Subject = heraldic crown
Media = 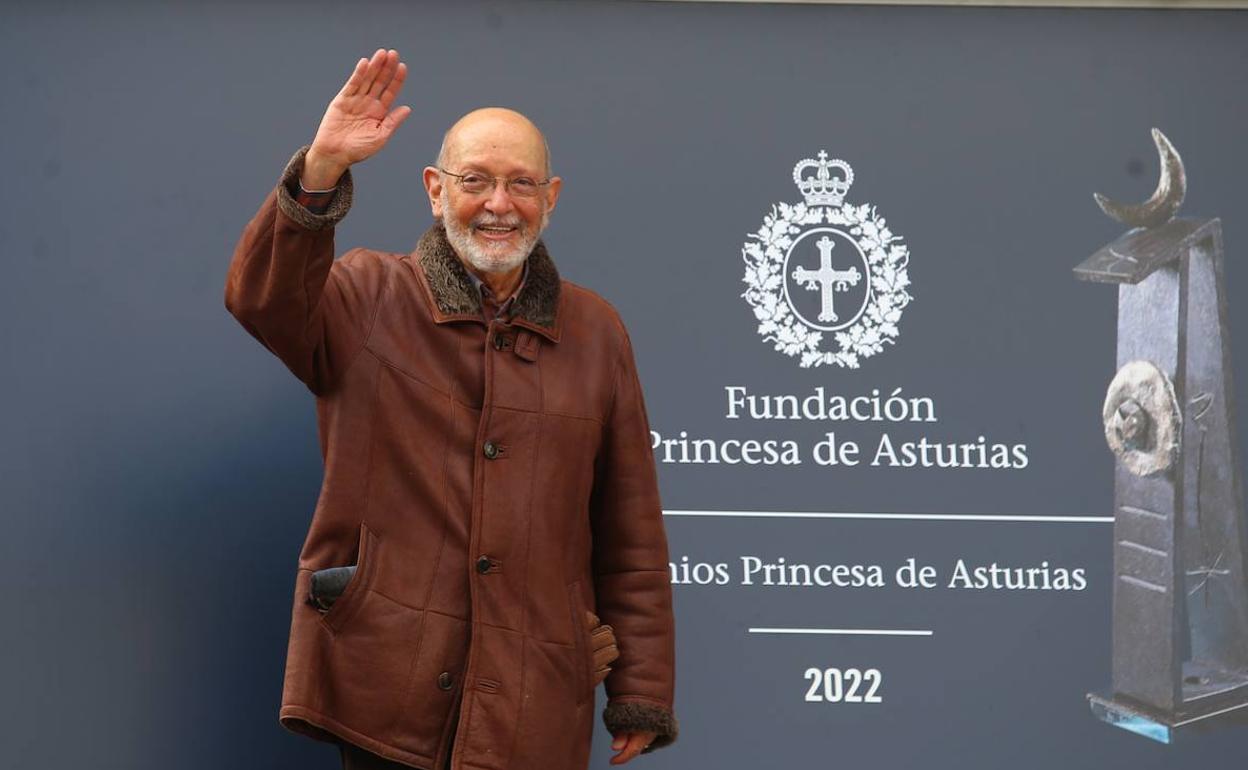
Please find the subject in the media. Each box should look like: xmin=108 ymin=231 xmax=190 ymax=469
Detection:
xmin=793 ymin=151 xmax=854 ymax=207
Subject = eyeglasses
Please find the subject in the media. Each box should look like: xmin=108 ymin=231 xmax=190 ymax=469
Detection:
xmin=439 ymin=168 xmax=551 ymax=199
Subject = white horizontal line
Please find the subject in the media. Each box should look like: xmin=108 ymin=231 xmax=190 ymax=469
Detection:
xmin=664 ymin=509 xmax=1114 ymax=523
xmin=1119 ymin=574 xmax=1168 ymax=593
xmin=749 ymin=627 xmax=933 ymax=636
xmin=1118 ymin=539 xmax=1168 ymax=558
xmin=1175 ymin=699 xmax=1248 ymax=726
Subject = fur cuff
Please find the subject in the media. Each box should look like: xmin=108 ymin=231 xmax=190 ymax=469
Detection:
xmin=602 ymin=700 xmax=678 ymax=753
xmin=276 ymin=145 xmax=354 ymax=231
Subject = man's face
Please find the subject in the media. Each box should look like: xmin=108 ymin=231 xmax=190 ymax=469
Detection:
xmin=438 ymin=181 xmax=548 ymax=275
xmin=423 ymin=111 xmax=562 ymax=275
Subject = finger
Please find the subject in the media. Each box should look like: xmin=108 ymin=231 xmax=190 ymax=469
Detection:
xmin=380 ymin=105 xmax=412 ymax=138
xmin=378 ymin=61 xmax=408 ymax=111
xmin=591 ymin=627 xmax=618 ymax=659
xmin=367 ymin=49 xmax=400 ymax=99
xmin=338 ymin=57 xmax=369 ymax=97
xmin=355 ymin=48 xmax=388 ymax=100
xmin=590 ymin=623 xmax=616 ymax=646
xmin=592 ymin=643 xmax=618 ymax=669
xmin=609 ymin=734 xmax=648 ymax=765
xmin=619 ymin=728 xmax=648 ymax=758
xmin=611 ymin=734 xmax=643 ymax=761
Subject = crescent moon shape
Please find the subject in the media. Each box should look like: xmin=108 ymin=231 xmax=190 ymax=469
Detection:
xmin=1093 ymin=128 xmax=1186 ymax=229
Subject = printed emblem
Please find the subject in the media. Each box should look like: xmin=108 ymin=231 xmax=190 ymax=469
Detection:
xmin=742 ymin=152 xmax=912 ymax=368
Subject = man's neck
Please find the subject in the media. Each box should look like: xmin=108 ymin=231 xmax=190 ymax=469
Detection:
xmin=464 ymin=260 xmax=524 ymax=303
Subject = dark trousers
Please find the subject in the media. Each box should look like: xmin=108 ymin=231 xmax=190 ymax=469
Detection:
xmin=338 ymin=743 xmax=454 ymax=770
xmin=339 ymin=716 xmax=457 ymax=770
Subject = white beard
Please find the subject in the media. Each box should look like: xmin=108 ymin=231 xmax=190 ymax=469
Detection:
xmin=441 ymin=187 xmax=548 ymax=274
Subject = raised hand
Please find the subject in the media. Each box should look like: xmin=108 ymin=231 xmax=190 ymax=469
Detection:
xmin=302 ymin=49 xmax=412 ymax=189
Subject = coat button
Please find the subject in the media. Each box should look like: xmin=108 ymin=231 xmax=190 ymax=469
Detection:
xmin=493 ymin=333 xmax=507 ymax=351
xmin=476 ymin=555 xmax=492 ymax=574
xmin=437 ymin=671 xmax=453 ymax=690
xmin=483 ymin=440 xmax=499 ymax=459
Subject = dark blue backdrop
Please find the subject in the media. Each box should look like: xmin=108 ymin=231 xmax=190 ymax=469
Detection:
xmin=4 ymin=1 xmax=1248 ymax=768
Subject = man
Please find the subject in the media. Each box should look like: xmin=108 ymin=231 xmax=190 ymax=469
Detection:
xmin=225 ymin=49 xmax=677 ymax=770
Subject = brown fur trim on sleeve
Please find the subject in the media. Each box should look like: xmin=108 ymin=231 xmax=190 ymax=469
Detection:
xmin=602 ymin=700 xmax=679 ymax=752
xmin=276 ymin=145 xmax=354 ymax=231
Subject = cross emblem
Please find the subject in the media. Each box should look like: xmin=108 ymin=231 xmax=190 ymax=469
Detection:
xmin=1187 ymin=551 xmax=1231 ymax=608
xmin=792 ymin=236 xmax=862 ymax=323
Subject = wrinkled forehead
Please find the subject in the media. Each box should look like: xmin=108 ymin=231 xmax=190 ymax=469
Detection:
xmin=442 ymin=116 xmax=549 ymax=176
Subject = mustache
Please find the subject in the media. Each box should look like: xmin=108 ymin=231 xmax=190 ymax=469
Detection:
xmin=472 ymin=213 xmax=524 ymax=228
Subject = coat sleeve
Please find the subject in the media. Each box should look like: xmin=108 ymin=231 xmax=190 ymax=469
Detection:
xmin=224 ymin=145 xmax=384 ymax=395
xmin=589 ymin=325 xmax=679 ymax=752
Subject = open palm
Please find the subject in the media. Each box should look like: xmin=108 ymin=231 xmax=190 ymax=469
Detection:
xmin=305 ymin=49 xmax=411 ymax=186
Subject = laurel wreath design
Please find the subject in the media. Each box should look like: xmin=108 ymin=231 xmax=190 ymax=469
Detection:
xmin=741 ymin=201 xmax=911 ymax=369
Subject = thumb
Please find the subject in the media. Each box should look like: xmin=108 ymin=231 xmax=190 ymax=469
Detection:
xmin=381 ymin=105 xmax=412 ymax=137
xmin=611 ymin=734 xmax=626 ymax=750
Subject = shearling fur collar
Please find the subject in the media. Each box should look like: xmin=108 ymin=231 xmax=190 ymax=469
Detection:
xmin=416 ymin=223 xmax=561 ymax=340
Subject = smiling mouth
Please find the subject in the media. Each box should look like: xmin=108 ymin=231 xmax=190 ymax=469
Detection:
xmin=475 ymin=224 xmax=518 ymax=239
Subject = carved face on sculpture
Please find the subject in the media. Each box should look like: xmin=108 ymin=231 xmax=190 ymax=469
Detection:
xmin=423 ymin=108 xmax=562 ymax=275
xmin=1102 ymin=360 xmax=1180 ymax=477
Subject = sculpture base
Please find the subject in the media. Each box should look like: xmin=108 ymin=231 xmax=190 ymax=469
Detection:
xmin=1088 ymin=690 xmax=1248 ymax=744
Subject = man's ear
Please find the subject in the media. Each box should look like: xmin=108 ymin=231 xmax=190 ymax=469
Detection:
xmin=422 ymin=166 xmax=443 ymax=217
xmin=543 ymin=176 xmax=562 ymax=216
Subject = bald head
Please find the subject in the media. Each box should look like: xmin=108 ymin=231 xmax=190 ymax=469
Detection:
xmin=436 ymin=107 xmax=551 ymax=178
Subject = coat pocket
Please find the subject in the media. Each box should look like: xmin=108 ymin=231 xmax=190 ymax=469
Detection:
xmin=565 ymin=581 xmax=592 ymax=706
xmin=319 ymin=522 xmax=378 ymax=635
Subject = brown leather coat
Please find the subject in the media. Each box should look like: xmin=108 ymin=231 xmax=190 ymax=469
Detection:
xmin=225 ymin=148 xmax=677 ymax=770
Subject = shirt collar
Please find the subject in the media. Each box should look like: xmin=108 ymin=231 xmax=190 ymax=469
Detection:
xmin=466 ymin=260 xmax=529 ymax=311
